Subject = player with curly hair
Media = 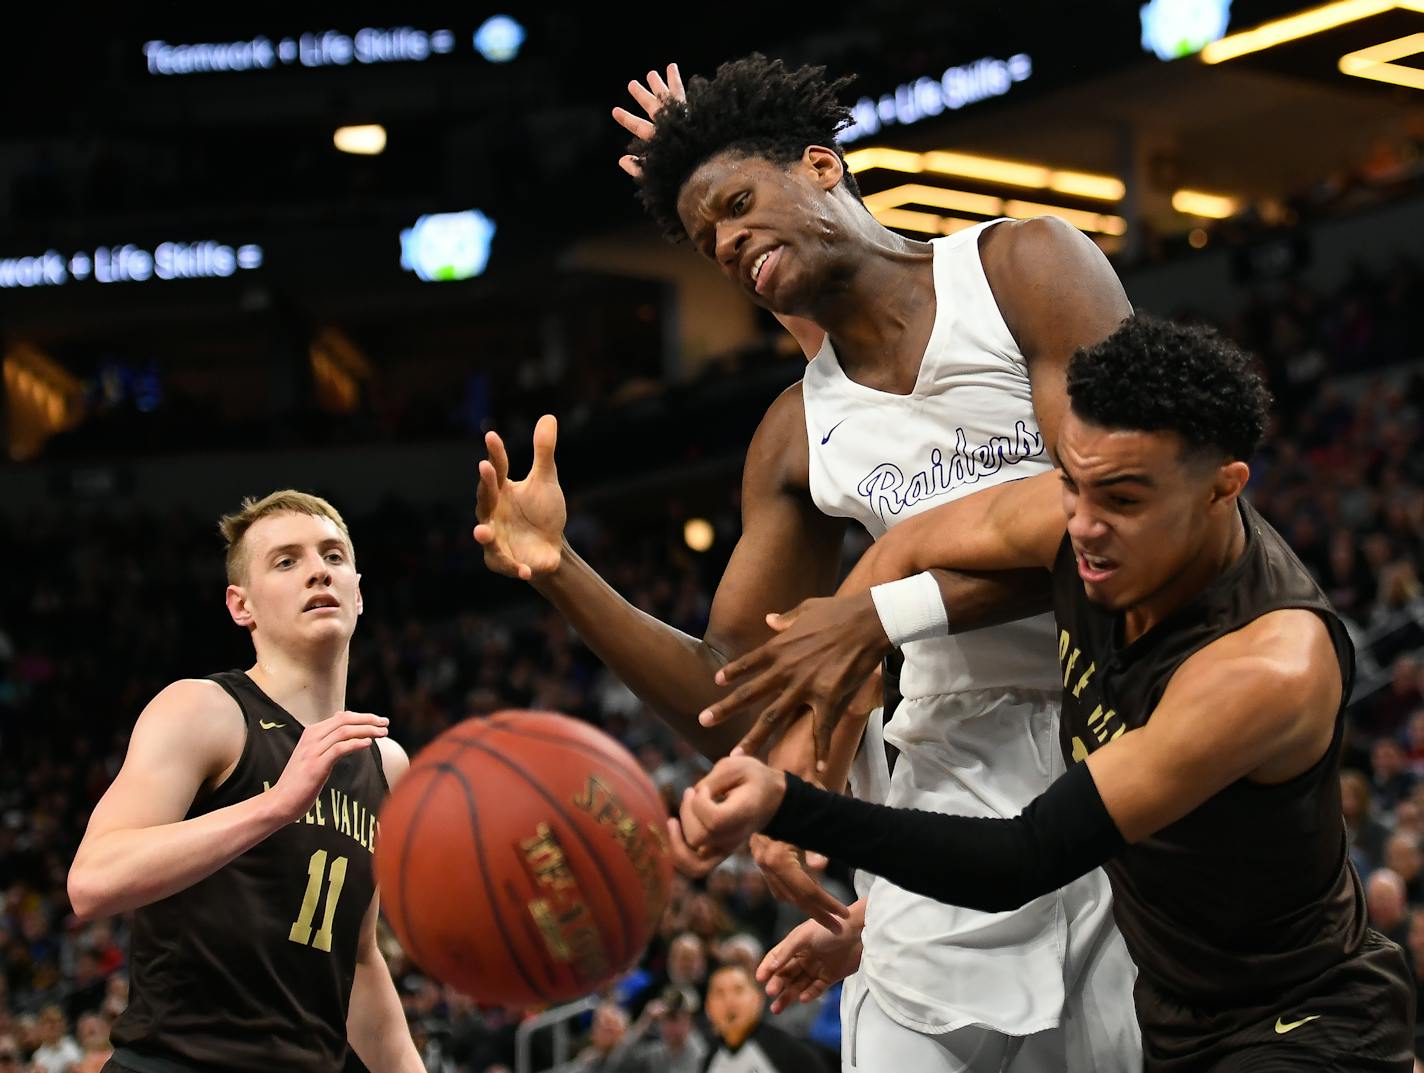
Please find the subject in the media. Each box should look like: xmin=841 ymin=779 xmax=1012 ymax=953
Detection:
xmin=476 ymin=54 xmax=1141 ymax=1072
xmin=685 ymin=315 xmax=1416 ymax=1071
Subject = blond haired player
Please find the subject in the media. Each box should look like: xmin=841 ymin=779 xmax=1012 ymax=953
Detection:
xmin=68 ymin=491 xmax=422 ymax=1073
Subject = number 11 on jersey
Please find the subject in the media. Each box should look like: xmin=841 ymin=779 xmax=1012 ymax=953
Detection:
xmin=289 ymin=849 xmax=349 ymax=953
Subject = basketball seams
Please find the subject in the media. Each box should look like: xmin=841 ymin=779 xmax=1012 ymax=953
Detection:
xmin=390 ymin=765 xmax=446 ymax=975
xmin=452 ymin=737 xmax=638 ymax=970
xmin=432 ymin=761 xmax=554 ymax=1006
xmin=475 ymin=720 xmax=667 ymax=819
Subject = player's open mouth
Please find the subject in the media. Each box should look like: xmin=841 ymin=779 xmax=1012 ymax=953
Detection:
xmin=1077 ymin=552 xmax=1118 ymax=584
xmin=751 ymin=245 xmax=783 ymax=295
xmin=303 ymin=595 xmax=340 ymax=613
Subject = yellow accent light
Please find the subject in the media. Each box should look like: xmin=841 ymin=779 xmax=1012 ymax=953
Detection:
xmin=1172 ymin=189 xmax=1240 ymax=218
xmin=1200 ymin=0 xmax=1424 ymax=63
xmin=1339 ymin=33 xmax=1424 ymax=88
xmin=683 ymin=518 xmax=715 ymax=553
xmin=1049 ymin=171 xmax=1127 ymax=201
xmin=864 ymin=184 xmax=1004 ymax=217
xmin=843 ymin=147 xmax=926 ymax=173
xmin=848 ymin=148 xmax=1124 ymax=203
xmin=1002 ymin=200 xmax=1128 ymax=235
xmin=867 ymin=184 xmax=1128 ymax=235
xmin=873 ymin=209 xmax=980 ymax=235
xmin=922 ymin=151 xmax=1050 ymax=188
xmin=333 ymin=124 xmax=387 ymax=155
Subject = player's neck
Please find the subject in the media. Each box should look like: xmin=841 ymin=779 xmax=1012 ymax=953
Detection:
xmin=810 ymin=239 xmax=934 ymax=391
xmin=1123 ymin=508 xmax=1247 ymax=645
xmin=247 ymin=645 xmax=349 ymax=725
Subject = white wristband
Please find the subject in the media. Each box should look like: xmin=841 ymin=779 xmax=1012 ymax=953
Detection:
xmin=870 ymin=571 xmax=949 ymax=648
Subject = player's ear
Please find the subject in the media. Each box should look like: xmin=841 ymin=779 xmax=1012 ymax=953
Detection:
xmin=226 ymin=584 xmax=255 ymax=630
xmin=1210 ymin=460 xmax=1250 ymax=509
xmin=803 ymin=146 xmax=843 ymax=191
xmin=354 ymin=574 xmax=364 ymax=617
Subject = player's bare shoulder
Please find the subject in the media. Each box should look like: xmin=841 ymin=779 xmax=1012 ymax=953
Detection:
xmin=374 ymin=735 xmax=411 ymax=788
xmin=1178 ymin=608 xmax=1342 ymax=782
xmin=745 ymin=381 xmax=813 ymax=493
xmin=136 ymin=678 xmax=248 ymax=787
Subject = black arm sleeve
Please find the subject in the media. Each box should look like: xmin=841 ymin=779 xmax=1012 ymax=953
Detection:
xmin=764 ymin=760 xmax=1126 ymax=913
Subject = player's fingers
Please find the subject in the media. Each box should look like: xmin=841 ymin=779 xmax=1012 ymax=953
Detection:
xmin=667 ymin=62 xmax=685 ymax=100
xmin=759 ymin=929 xmax=807 ymax=979
xmin=780 ymin=866 xmax=851 ymax=929
xmin=805 ymin=851 xmax=829 ymax=872
xmin=664 ymin=817 xmax=719 ymax=878
xmin=530 ymin=414 xmax=559 ymax=481
xmin=318 ymin=724 xmax=388 ymax=751
xmin=611 ymin=106 xmax=655 ymax=141
xmin=627 ymin=79 xmax=660 ymax=117
xmin=485 ymin=431 xmax=511 ymax=484
xmin=472 ymin=522 xmax=496 ymax=546
xmin=713 ymin=643 xmax=774 ymax=687
xmin=812 ymin=705 xmax=841 ymax=774
xmin=475 ymin=461 xmax=501 ymax=519
xmin=735 ymin=697 xmax=799 ymax=758
xmin=677 ymin=789 xmax=714 ymax=850
xmin=699 ymin=673 xmax=774 ymax=728
xmin=618 ymin=155 xmax=644 ymax=179
xmin=765 ymin=603 xmax=804 ymax=632
xmin=314 ymin=712 xmax=387 ymax=742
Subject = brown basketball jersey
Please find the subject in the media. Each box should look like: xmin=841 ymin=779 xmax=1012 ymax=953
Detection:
xmin=1052 ymin=499 xmax=1362 ymax=1010
xmin=111 ymin=671 xmax=389 ymax=1073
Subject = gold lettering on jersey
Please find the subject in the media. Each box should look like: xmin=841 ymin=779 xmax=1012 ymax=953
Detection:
xmin=572 ymin=775 xmax=669 ymax=931
xmin=518 ymin=823 xmax=610 ymax=983
xmin=1072 ymin=663 xmax=1096 ymax=699
xmin=1060 ymin=627 xmax=1126 ymax=759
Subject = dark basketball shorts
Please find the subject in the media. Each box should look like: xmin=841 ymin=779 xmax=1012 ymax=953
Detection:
xmin=1134 ymin=931 xmax=1415 ymax=1072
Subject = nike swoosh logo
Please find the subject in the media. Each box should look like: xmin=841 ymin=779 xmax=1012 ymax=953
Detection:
xmin=259 ymin=719 xmax=286 ymax=730
xmin=1274 ymin=1015 xmax=1320 ymax=1034
xmin=820 ymin=418 xmax=849 ymax=445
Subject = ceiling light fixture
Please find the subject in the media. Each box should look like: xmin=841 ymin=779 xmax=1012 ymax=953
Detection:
xmin=333 ymin=124 xmax=387 ymax=155
xmin=847 ymin=148 xmax=1124 ymax=202
xmin=1171 ymin=189 xmax=1240 ymax=218
xmin=1200 ymin=0 xmax=1424 ymax=63
xmin=1339 ymin=32 xmax=1424 ymax=88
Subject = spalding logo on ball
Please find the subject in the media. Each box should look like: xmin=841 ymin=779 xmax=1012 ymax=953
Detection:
xmin=375 ymin=711 xmax=673 ymax=1007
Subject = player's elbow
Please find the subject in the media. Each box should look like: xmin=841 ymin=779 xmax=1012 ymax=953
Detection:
xmin=67 ymin=864 xmax=105 ymax=921
xmin=67 ymin=857 xmax=122 ymax=921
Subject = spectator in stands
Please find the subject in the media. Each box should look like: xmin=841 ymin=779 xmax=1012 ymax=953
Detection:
xmin=571 ymin=1002 xmax=630 ymax=1072
xmin=1369 ymin=869 xmax=1412 ymax=947
xmin=605 ymin=986 xmax=708 ymax=1073
xmin=1388 ymin=832 xmax=1424 ymax=903
xmin=0 ymin=1036 xmax=20 ymax=1073
xmin=663 ymin=933 xmax=708 ymax=998
xmin=70 ymin=1014 xmax=111 ymax=1073
xmin=701 ymin=964 xmax=827 ymax=1072
xmin=1374 ymin=738 xmax=1418 ymax=812
xmin=1343 ymin=769 xmax=1391 ymax=875
xmin=28 ymin=1007 xmax=80 ymax=1073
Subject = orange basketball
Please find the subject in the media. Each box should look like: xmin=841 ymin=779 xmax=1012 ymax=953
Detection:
xmin=375 ymin=711 xmax=673 ymax=1007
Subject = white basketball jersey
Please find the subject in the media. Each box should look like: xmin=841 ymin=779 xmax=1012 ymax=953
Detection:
xmin=806 ymin=221 xmax=1079 ymax=1034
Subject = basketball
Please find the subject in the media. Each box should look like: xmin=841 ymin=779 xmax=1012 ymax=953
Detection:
xmin=374 ymin=710 xmax=674 ymax=1007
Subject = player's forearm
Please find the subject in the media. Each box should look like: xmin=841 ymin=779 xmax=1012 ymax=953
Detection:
xmin=347 ymin=948 xmax=423 ymax=1073
xmin=534 ymin=539 xmax=753 ymax=757
xmin=68 ymin=791 xmax=288 ymax=920
xmin=763 ymin=764 xmax=1125 ymax=912
xmin=768 ymin=706 xmax=866 ymax=792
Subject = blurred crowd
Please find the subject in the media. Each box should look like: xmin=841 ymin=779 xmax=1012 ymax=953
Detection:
xmin=3 ymin=247 xmax=1424 ymax=1070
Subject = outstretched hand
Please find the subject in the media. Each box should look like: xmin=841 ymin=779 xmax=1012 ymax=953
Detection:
xmin=698 ymin=592 xmax=891 ymax=770
xmin=472 ymin=414 xmax=566 ymax=582
xmin=611 ymin=63 xmax=686 ymax=178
